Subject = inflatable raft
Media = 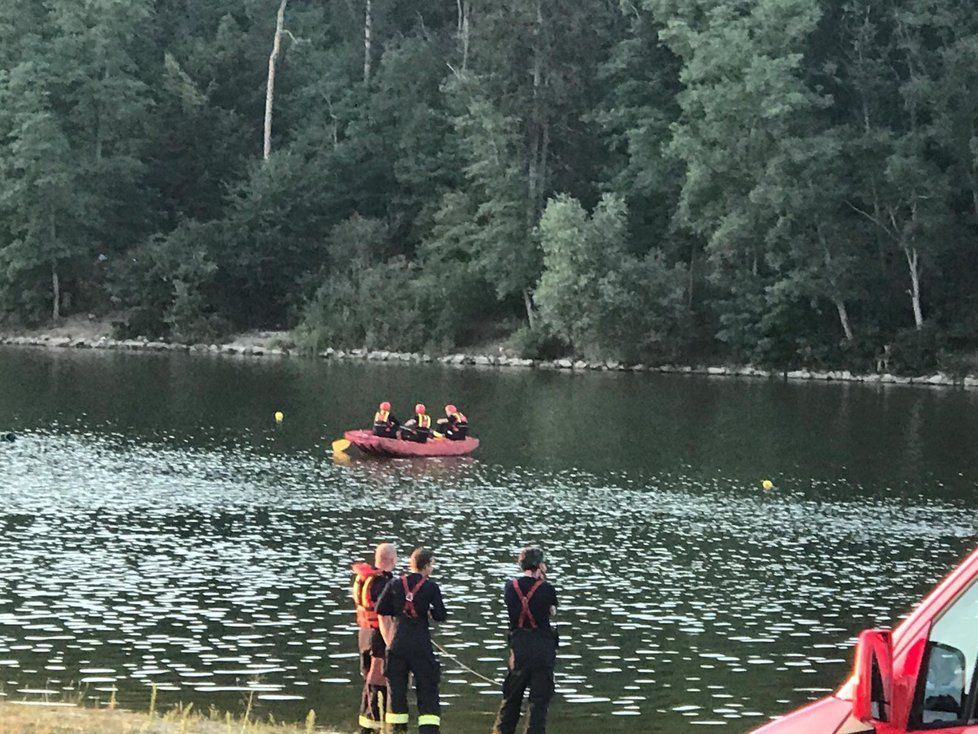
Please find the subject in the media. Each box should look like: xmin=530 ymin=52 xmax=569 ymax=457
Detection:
xmin=343 ymin=429 xmax=479 ymax=458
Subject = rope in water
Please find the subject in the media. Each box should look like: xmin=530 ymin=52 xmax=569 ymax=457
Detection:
xmin=432 ymin=640 xmax=501 ymax=686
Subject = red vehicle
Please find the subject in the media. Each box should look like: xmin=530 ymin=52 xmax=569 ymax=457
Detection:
xmin=753 ymin=545 xmax=978 ymax=733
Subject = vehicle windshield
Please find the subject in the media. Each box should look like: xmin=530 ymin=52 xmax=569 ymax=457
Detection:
xmin=917 ymin=581 xmax=978 ymax=725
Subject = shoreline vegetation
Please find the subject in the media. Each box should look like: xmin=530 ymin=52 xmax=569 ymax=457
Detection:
xmin=3 ymin=3 xmax=978 ymax=386
xmin=2 ymin=321 xmax=977 ymax=391
xmin=0 ymin=701 xmax=342 ymax=734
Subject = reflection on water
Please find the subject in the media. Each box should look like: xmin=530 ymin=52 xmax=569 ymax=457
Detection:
xmin=0 ymin=349 xmax=976 ymax=732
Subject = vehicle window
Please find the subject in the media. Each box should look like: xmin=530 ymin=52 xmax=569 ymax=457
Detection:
xmin=871 ymin=653 xmax=889 ymax=722
xmin=914 ymin=580 xmax=978 ymax=727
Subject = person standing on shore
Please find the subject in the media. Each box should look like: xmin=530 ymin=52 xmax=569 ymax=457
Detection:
xmin=376 ymin=547 xmax=447 ymax=733
xmin=492 ymin=547 xmax=558 ymax=734
xmin=351 ymin=542 xmax=398 ymax=733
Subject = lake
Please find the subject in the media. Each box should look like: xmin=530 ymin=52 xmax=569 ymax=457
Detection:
xmin=0 ymin=347 xmax=976 ymax=732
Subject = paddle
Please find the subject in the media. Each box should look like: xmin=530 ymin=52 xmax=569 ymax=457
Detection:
xmin=332 ymin=438 xmax=351 ymax=453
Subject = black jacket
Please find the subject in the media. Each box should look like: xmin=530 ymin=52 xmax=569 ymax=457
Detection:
xmin=376 ymin=573 xmax=447 ymax=652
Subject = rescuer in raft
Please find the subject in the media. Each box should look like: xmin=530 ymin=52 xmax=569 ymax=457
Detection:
xmin=352 ymin=543 xmax=398 ymax=733
xmin=399 ymin=403 xmax=432 ymax=443
xmin=492 ymin=547 xmax=558 ymax=734
xmin=376 ymin=547 xmax=447 ymax=734
xmin=435 ymin=404 xmax=468 ymax=440
xmin=372 ymin=401 xmax=400 ymax=438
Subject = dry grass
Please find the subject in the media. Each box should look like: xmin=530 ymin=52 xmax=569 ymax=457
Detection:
xmin=0 ymin=700 xmax=344 ymax=734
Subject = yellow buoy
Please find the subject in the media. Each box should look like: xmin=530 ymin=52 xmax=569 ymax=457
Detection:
xmin=274 ymin=411 xmax=284 ymax=423
xmin=761 ymin=479 xmax=774 ymax=491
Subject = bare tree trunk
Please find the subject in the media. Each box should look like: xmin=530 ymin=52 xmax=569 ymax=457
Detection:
xmin=834 ymin=299 xmax=854 ymax=341
xmin=523 ymin=289 xmax=536 ymax=329
xmin=526 ymin=0 xmax=544 ymax=227
xmin=263 ymin=0 xmax=288 ymax=160
xmin=363 ymin=0 xmax=372 ymax=83
xmin=52 ymin=262 xmax=60 ymax=322
xmin=95 ymin=66 xmax=108 ymax=163
xmin=905 ymin=245 xmax=924 ymax=330
xmin=50 ymin=214 xmax=60 ymax=322
xmin=326 ymin=96 xmax=340 ymax=150
xmin=538 ymin=119 xmax=550 ymax=210
xmin=819 ymin=237 xmax=853 ymax=342
xmin=972 ymin=176 xmax=978 ymax=226
xmin=457 ymin=0 xmax=470 ymax=71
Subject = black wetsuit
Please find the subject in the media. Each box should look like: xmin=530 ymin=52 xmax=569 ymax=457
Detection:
xmin=436 ymin=414 xmax=468 ymax=440
xmin=492 ymin=576 xmax=558 ymax=734
xmin=373 ymin=411 xmax=400 ymax=439
xmin=376 ymin=573 xmax=447 ymax=733
xmin=400 ymin=415 xmax=431 ymax=443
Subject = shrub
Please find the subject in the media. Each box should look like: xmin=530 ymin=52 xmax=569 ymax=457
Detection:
xmin=509 ymin=324 xmax=569 ymax=360
xmin=888 ymin=324 xmax=943 ymax=375
xmin=294 ymin=258 xmax=429 ymax=353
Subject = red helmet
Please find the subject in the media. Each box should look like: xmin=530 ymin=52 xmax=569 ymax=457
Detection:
xmin=379 ymin=401 xmax=391 ymax=411
xmin=415 ymin=403 xmax=426 ymax=414
xmin=445 ymin=404 xmax=457 ymax=415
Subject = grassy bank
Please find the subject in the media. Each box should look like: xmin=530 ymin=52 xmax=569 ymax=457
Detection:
xmin=0 ymin=701 xmax=345 ymax=734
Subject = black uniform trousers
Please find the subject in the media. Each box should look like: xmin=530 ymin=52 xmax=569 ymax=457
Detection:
xmin=385 ymin=634 xmax=441 ymax=734
xmin=358 ymin=627 xmax=389 ymax=731
xmin=493 ymin=629 xmax=557 ymax=734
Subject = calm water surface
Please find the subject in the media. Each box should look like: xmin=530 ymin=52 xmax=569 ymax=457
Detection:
xmin=0 ymin=347 xmax=976 ymax=732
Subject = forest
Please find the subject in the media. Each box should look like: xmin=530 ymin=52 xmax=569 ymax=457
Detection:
xmin=2 ymin=0 xmax=977 ymax=373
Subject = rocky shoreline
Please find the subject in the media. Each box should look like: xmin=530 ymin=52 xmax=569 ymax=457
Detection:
xmin=1 ymin=332 xmax=976 ymax=389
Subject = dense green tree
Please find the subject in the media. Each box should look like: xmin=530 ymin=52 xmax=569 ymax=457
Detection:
xmin=536 ymin=194 xmax=689 ymax=362
xmin=1 ymin=0 xmax=977 ymax=372
xmin=0 ymin=63 xmax=89 ymax=321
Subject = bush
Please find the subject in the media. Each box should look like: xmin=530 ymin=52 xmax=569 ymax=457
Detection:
xmin=294 ymin=258 xmax=430 ymax=353
xmin=534 ymin=193 xmax=690 ymax=362
xmin=509 ymin=324 xmax=569 ymax=360
xmin=888 ymin=324 xmax=943 ymax=375
xmin=164 ymin=280 xmax=232 ymax=343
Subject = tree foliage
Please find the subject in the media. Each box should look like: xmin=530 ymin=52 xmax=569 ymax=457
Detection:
xmin=1 ymin=0 xmax=978 ymax=371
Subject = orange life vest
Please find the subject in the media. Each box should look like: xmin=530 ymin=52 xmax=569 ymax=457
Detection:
xmin=352 ymin=563 xmax=384 ymax=629
xmin=374 ymin=410 xmax=391 ymax=425
xmin=449 ymin=411 xmax=467 ymax=425
xmin=416 ymin=413 xmax=431 ymax=429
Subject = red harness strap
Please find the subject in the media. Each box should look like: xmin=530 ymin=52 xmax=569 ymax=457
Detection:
xmin=401 ymin=575 xmax=427 ymax=618
xmin=513 ymin=578 xmax=545 ymax=629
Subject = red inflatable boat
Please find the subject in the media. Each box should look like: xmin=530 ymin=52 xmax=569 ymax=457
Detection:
xmin=342 ymin=429 xmax=480 ymax=458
